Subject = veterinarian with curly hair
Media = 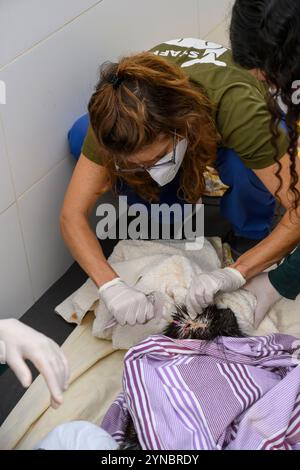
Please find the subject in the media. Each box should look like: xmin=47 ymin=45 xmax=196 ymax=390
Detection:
xmin=63 ymin=0 xmax=300 ymax=327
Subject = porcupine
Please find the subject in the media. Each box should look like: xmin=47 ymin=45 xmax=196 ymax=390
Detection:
xmin=119 ymin=304 xmax=245 ymax=450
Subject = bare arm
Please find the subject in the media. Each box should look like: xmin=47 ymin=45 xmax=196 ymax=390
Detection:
xmin=60 ymin=154 xmax=118 ymax=288
xmin=232 ymin=153 xmax=300 ymax=280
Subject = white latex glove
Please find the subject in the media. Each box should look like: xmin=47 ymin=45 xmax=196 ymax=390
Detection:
xmin=36 ymin=421 xmax=118 ymax=450
xmin=185 ymin=267 xmax=246 ymax=319
xmin=245 ymin=273 xmax=282 ymax=328
xmin=0 ymin=319 xmax=69 ymax=409
xmin=99 ymin=277 xmax=160 ymax=326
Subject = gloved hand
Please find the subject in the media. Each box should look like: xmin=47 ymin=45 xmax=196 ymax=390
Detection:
xmin=0 ymin=319 xmax=69 ymax=409
xmin=244 ymin=273 xmax=282 ymax=328
xmin=99 ymin=277 xmax=161 ymax=326
xmin=185 ymin=267 xmax=246 ymax=319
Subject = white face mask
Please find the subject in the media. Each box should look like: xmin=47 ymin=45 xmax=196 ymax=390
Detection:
xmin=147 ymin=138 xmax=188 ymax=187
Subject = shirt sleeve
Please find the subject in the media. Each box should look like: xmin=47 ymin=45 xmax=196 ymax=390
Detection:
xmin=268 ymin=245 xmax=300 ymax=300
xmin=217 ymin=83 xmax=289 ymax=170
xmin=81 ymin=125 xmax=104 ymax=165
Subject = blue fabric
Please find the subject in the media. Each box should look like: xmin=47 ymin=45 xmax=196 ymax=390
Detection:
xmin=68 ymin=113 xmax=90 ymax=159
xmin=68 ymin=114 xmax=275 ymax=239
xmin=215 ymin=148 xmax=275 ymax=240
xmin=116 ymin=169 xmax=186 ymax=225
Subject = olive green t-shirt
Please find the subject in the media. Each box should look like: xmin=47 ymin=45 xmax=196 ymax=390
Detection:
xmin=82 ymin=37 xmax=288 ymax=169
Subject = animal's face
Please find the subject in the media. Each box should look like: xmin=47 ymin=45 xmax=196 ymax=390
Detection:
xmin=164 ymin=304 xmax=244 ymax=340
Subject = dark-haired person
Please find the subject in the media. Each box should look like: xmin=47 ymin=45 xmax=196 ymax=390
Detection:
xmin=63 ymin=1 xmax=299 ymax=326
xmin=187 ymin=0 xmax=300 ymax=323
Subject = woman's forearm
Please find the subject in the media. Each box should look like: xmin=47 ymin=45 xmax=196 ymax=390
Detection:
xmin=60 ymin=213 xmax=118 ymax=288
xmin=232 ymin=211 xmax=300 ymax=280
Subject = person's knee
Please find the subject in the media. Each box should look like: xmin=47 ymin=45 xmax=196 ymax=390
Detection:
xmin=68 ymin=114 xmax=89 ymax=160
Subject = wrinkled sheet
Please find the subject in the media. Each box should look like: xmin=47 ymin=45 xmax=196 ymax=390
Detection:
xmin=102 ymin=334 xmax=300 ymax=450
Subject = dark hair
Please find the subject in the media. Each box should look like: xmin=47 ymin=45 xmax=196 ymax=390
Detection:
xmin=88 ymin=52 xmax=217 ymax=204
xmin=164 ymin=304 xmax=244 ymax=340
xmin=119 ymin=303 xmax=245 ymax=451
xmin=230 ymin=0 xmax=300 ymax=212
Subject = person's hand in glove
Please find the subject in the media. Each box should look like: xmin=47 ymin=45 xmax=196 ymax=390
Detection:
xmin=0 ymin=319 xmax=69 ymax=409
xmin=99 ymin=277 xmax=161 ymax=326
xmin=244 ymin=273 xmax=282 ymax=328
xmin=185 ymin=267 xmax=246 ymax=319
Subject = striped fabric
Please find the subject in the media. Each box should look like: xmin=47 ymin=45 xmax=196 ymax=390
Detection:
xmin=102 ymin=334 xmax=300 ymax=450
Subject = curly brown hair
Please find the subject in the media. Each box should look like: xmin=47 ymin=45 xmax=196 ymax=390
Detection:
xmin=230 ymin=0 xmax=300 ymax=214
xmin=88 ymin=51 xmax=218 ymax=204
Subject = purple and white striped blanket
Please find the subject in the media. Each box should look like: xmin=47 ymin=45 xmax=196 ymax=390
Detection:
xmin=102 ymin=334 xmax=300 ymax=450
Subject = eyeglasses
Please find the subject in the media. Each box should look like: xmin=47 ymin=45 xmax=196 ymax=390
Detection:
xmin=114 ymin=130 xmax=178 ymax=173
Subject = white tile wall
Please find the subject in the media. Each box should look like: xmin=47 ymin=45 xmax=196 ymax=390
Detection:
xmin=198 ymin=0 xmax=233 ymax=38
xmin=0 ymin=118 xmax=14 ymax=214
xmin=204 ymin=19 xmax=230 ymax=47
xmin=0 ymin=0 xmax=103 ymax=67
xmin=87 ymin=0 xmax=200 ymax=57
xmin=0 ymin=204 xmax=34 ymax=319
xmin=17 ymin=157 xmax=75 ymax=300
xmin=0 ymin=29 xmax=92 ymax=197
xmin=0 ymin=0 xmax=232 ymax=319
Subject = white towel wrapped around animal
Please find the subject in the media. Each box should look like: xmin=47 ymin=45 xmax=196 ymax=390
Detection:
xmin=55 ymin=238 xmax=300 ymax=349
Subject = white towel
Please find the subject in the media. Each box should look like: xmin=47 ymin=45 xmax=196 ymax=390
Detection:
xmin=55 ymin=238 xmax=300 ymax=349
